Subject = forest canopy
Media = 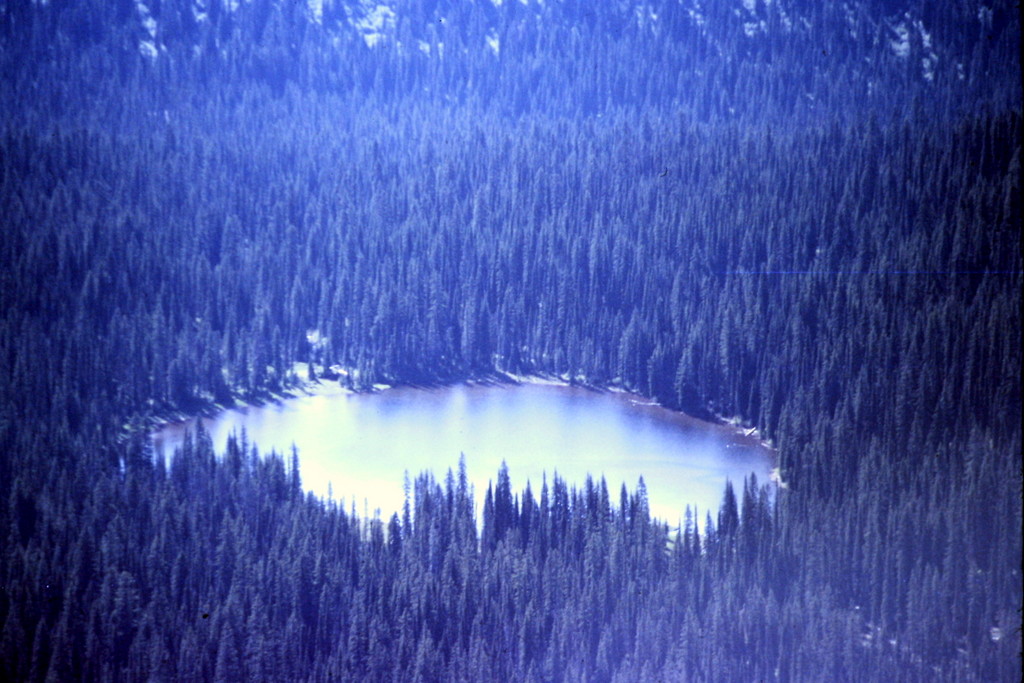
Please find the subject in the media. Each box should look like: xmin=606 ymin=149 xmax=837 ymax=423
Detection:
xmin=1 ymin=1 xmax=1021 ymax=680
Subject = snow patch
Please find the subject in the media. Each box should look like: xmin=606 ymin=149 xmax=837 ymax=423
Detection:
xmin=922 ymin=57 xmax=935 ymax=82
xmin=504 ymin=373 xmax=567 ymax=387
xmin=889 ymin=21 xmax=910 ymax=58
xmin=351 ymin=3 xmax=396 ymax=48
xmin=687 ymin=1 xmax=706 ymax=30
xmin=306 ymin=329 xmax=329 ymax=351
xmin=634 ymin=3 xmax=660 ymax=31
xmin=842 ymin=2 xmax=858 ymax=39
xmin=290 ymin=363 xmax=355 ymax=397
xmin=139 ymin=40 xmax=159 ymax=59
xmin=486 ymin=30 xmax=500 ymax=56
xmin=307 ymin=0 xmax=323 ymax=25
xmin=135 ymin=1 xmax=157 ymax=38
xmin=915 ymin=19 xmax=938 ymax=81
xmin=192 ymin=1 xmax=208 ymax=24
xmin=135 ymin=1 xmax=159 ymax=58
xmin=769 ymin=467 xmax=789 ymax=490
xmin=978 ymin=5 xmax=993 ymax=29
xmin=743 ymin=21 xmax=767 ymax=38
xmin=630 ymin=399 xmax=659 ymax=407
xmin=776 ymin=5 xmax=793 ymax=32
xmin=141 ymin=15 xmax=156 ymax=38
xmin=915 ymin=20 xmax=932 ymax=50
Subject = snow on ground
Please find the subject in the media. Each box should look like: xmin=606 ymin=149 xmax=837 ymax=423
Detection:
xmin=306 ymin=329 xmax=329 ymax=351
xmin=769 ymin=467 xmax=789 ymax=489
xmin=351 ymin=3 xmax=396 ymax=48
xmin=139 ymin=41 xmax=158 ymax=59
xmin=687 ymin=7 xmax=705 ymax=30
xmin=192 ymin=1 xmax=208 ymax=24
xmin=915 ymin=19 xmax=938 ymax=81
xmin=135 ymin=0 xmax=159 ymax=59
xmin=842 ymin=2 xmax=859 ymax=39
xmin=290 ymin=363 xmax=354 ymax=398
xmin=502 ymin=372 xmax=566 ymax=387
xmin=978 ymin=5 xmax=993 ymax=29
xmin=486 ymin=30 xmax=500 ymax=56
xmin=889 ymin=20 xmax=910 ymax=58
xmin=307 ymin=0 xmax=324 ymax=25
xmin=743 ymin=21 xmax=766 ymax=38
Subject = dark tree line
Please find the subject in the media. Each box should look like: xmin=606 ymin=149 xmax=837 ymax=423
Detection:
xmin=4 ymin=427 xmax=787 ymax=681
xmin=1 ymin=0 xmax=1021 ymax=680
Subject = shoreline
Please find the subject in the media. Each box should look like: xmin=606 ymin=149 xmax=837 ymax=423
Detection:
xmin=137 ymin=363 xmax=775 ymax=463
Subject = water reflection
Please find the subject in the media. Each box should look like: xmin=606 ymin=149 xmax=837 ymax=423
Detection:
xmin=152 ymin=382 xmax=773 ymax=526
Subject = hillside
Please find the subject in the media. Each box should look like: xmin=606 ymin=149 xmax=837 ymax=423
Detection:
xmin=0 ymin=1 xmax=1020 ymax=680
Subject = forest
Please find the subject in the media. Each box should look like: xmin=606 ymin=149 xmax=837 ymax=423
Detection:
xmin=0 ymin=0 xmax=1021 ymax=680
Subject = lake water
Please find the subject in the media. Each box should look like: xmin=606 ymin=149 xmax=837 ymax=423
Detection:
xmin=151 ymin=381 xmax=773 ymax=527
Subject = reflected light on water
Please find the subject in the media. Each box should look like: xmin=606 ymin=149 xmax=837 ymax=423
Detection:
xmin=152 ymin=382 xmax=773 ymax=528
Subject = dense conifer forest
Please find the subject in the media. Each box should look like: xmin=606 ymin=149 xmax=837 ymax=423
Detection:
xmin=1 ymin=1 xmax=1021 ymax=680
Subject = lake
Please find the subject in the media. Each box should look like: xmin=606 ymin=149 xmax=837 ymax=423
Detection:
xmin=151 ymin=380 xmax=773 ymax=526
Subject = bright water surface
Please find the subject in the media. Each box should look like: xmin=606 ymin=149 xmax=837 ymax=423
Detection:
xmin=152 ymin=382 xmax=772 ymax=526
